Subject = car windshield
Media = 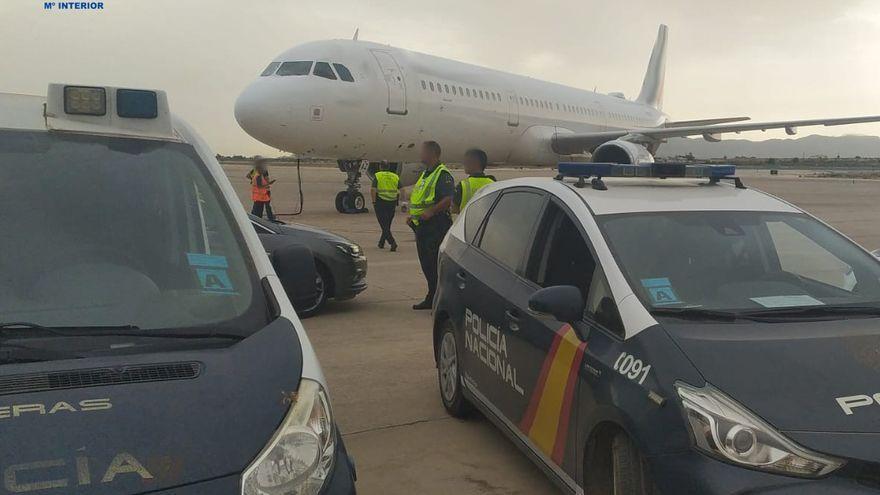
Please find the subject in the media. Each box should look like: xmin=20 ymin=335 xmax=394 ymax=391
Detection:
xmin=598 ymin=211 xmax=880 ymax=314
xmin=0 ymin=130 xmax=267 ymax=334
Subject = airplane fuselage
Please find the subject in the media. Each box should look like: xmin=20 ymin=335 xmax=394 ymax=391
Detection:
xmin=235 ymin=39 xmax=668 ymax=165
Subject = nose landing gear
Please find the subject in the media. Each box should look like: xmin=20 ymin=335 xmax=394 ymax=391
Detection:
xmin=335 ymin=159 xmax=368 ymax=214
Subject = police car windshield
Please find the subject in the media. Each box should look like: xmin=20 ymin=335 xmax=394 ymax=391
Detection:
xmin=0 ymin=130 xmax=267 ymax=335
xmin=598 ymin=211 xmax=880 ymax=315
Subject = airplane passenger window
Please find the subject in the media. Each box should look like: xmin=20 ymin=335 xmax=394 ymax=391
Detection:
xmin=333 ymin=63 xmax=355 ymax=82
xmin=445 ymin=84 xmax=450 ymax=93
xmin=479 ymin=90 xmax=484 ymax=99
xmin=277 ymin=61 xmax=313 ymax=76
xmin=452 ymin=86 xmax=457 ymax=95
xmin=421 ymin=80 xmax=426 ymax=90
xmin=260 ymin=62 xmax=280 ymax=76
xmin=430 ymin=82 xmax=435 ymax=91
xmin=313 ymin=62 xmax=337 ymax=80
xmin=458 ymin=86 xmax=463 ymax=95
xmin=466 ymin=88 xmax=471 ymax=97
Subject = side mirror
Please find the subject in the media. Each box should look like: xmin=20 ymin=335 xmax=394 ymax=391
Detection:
xmin=528 ymin=285 xmax=585 ymax=325
xmin=271 ymin=243 xmax=319 ymax=312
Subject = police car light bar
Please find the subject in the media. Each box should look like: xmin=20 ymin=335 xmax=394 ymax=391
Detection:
xmin=555 ymin=162 xmax=744 ymax=190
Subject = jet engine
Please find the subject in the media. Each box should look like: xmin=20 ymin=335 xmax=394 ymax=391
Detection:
xmin=592 ymin=140 xmax=655 ymax=164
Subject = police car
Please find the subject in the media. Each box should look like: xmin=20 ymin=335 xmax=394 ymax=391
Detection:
xmin=0 ymin=85 xmax=355 ymax=494
xmin=433 ymin=162 xmax=880 ymax=494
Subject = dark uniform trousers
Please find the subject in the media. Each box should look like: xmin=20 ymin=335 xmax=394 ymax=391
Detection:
xmin=374 ymin=198 xmax=398 ymax=247
xmin=415 ymin=214 xmax=452 ymax=302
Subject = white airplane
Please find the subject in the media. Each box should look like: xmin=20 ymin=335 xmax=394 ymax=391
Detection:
xmin=234 ymin=25 xmax=880 ymax=213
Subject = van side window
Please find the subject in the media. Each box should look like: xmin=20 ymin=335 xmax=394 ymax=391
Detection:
xmin=313 ymin=62 xmax=337 ymax=80
xmin=333 ymin=63 xmax=355 ymax=82
xmin=277 ymin=61 xmax=313 ymax=76
xmin=260 ymin=62 xmax=280 ymax=76
xmin=527 ymin=202 xmax=623 ymax=335
xmin=478 ymin=191 xmax=544 ymax=273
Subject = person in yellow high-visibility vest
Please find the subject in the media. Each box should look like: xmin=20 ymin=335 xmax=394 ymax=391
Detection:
xmin=408 ymin=141 xmax=455 ymax=310
xmin=370 ymin=161 xmax=402 ymax=251
xmin=452 ymin=148 xmax=496 ymax=214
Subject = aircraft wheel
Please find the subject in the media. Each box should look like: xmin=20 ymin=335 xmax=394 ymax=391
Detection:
xmin=335 ymin=191 xmax=347 ymax=213
xmin=351 ymin=192 xmax=366 ymax=211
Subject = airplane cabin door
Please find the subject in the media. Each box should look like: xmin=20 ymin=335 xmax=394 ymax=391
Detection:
xmin=506 ymin=91 xmax=519 ymax=126
xmin=371 ymin=50 xmax=408 ymax=115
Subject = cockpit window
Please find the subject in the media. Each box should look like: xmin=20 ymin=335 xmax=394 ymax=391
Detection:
xmin=333 ymin=63 xmax=354 ymax=82
xmin=260 ymin=62 xmax=280 ymax=76
xmin=313 ymin=62 xmax=337 ymax=80
xmin=277 ymin=61 xmax=313 ymax=76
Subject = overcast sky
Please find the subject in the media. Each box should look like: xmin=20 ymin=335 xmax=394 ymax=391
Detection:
xmin=3 ymin=0 xmax=879 ymax=155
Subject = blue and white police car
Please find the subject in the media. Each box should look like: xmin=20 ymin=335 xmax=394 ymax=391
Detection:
xmin=433 ymin=162 xmax=880 ymax=494
xmin=0 ymin=85 xmax=355 ymax=494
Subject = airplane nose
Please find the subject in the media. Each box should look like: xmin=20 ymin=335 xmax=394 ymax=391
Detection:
xmin=234 ymin=81 xmax=283 ymax=146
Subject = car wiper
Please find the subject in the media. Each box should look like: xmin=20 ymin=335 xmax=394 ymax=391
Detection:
xmin=0 ymin=342 xmax=83 ymax=364
xmin=650 ymin=307 xmax=740 ymax=321
xmin=738 ymin=305 xmax=880 ymax=319
xmin=0 ymin=322 xmax=244 ymax=341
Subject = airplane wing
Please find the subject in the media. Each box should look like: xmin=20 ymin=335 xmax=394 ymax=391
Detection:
xmin=663 ymin=116 xmax=750 ymax=127
xmin=552 ymin=115 xmax=880 ymax=155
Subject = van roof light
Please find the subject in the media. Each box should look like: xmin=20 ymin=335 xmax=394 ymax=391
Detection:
xmin=63 ymin=86 xmax=107 ymax=116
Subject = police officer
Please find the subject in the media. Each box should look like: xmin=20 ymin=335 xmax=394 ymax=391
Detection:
xmin=248 ymin=156 xmax=276 ymax=221
xmin=408 ymin=141 xmax=455 ymax=310
xmin=371 ymin=161 xmax=402 ymax=251
xmin=452 ymin=148 xmax=495 ymax=213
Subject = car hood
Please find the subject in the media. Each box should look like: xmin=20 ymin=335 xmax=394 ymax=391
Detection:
xmin=0 ymin=318 xmax=302 ymax=494
xmin=277 ymin=222 xmax=353 ymax=245
xmin=663 ymin=317 xmax=880 ymax=435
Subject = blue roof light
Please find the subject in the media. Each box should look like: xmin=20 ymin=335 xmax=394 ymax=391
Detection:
xmin=557 ymin=162 xmax=737 ymax=179
xmin=555 ymin=162 xmax=743 ymax=190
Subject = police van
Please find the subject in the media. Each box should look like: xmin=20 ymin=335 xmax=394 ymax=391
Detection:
xmin=433 ymin=162 xmax=880 ymax=494
xmin=0 ymin=85 xmax=355 ymax=494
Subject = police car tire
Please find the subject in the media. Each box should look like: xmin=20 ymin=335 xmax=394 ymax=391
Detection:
xmin=438 ymin=322 xmax=472 ymax=418
xmin=611 ymin=433 xmax=656 ymax=495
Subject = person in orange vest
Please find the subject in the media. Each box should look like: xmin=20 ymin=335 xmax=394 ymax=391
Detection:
xmin=248 ymin=156 xmax=277 ymax=221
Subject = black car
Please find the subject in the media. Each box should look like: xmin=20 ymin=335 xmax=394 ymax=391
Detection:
xmin=251 ymin=215 xmax=367 ymax=317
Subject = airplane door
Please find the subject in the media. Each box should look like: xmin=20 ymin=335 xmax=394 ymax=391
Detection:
xmin=506 ymin=91 xmax=519 ymax=126
xmin=371 ymin=50 xmax=408 ymax=116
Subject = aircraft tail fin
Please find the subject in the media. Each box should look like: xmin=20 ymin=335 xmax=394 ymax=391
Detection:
xmin=636 ymin=24 xmax=668 ymax=110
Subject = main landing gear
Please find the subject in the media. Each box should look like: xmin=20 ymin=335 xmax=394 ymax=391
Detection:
xmin=335 ymin=159 xmax=368 ymax=214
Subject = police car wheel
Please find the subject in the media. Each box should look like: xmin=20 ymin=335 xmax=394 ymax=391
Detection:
xmin=296 ymin=264 xmax=328 ymax=318
xmin=610 ymin=433 xmax=656 ymax=495
xmin=438 ymin=322 xmax=472 ymax=417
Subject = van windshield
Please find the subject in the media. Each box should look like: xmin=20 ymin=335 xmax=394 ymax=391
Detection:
xmin=0 ymin=130 xmax=267 ymax=334
xmin=598 ymin=211 xmax=880 ymax=314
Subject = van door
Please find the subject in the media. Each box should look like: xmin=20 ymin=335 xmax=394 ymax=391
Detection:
xmin=371 ymin=50 xmax=407 ymax=115
xmin=506 ymin=91 xmax=519 ymax=126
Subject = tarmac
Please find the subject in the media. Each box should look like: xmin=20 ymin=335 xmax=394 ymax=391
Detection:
xmin=223 ymin=164 xmax=880 ymax=494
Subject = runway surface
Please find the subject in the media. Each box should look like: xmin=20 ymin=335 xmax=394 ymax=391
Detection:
xmin=224 ymin=164 xmax=880 ymax=494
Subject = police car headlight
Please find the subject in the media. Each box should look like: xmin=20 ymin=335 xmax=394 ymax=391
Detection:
xmin=676 ymin=382 xmax=843 ymax=477
xmin=333 ymin=242 xmax=362 ymax=258
xmin=242 ymin=379 xmax=336 ymax=495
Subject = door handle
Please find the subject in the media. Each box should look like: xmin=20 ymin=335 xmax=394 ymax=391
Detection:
xmin=505 ymin=309 xmax=521 ymax=332
xmin=456 ymin=271 xmax=467 ymax=290
xmin=456 ymin=271 xmax=467 ymax=280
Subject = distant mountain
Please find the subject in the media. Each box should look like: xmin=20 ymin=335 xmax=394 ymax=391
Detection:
xmin=656 ymin=134 xmax=880 ymax=159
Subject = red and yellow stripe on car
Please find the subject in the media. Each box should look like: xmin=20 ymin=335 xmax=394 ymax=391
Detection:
xmin=518 ymin=324 xmax=587 ymax=464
